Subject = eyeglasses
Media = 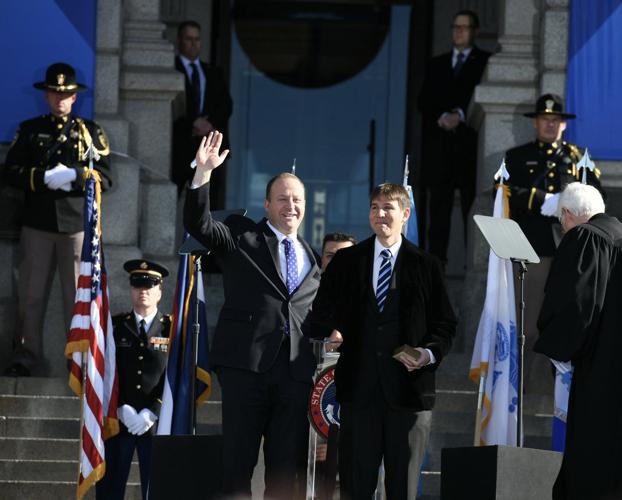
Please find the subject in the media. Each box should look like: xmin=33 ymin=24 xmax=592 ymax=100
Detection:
xmin=451 ymin=24 xmax=473 ymax=31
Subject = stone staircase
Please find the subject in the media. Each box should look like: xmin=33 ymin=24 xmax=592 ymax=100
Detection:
xmin=0 ymin=377 xmax=142 ymax=500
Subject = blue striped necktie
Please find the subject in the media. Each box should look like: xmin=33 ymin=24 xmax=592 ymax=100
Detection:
xmin=376 ymin=249 xmax=392 ymax=311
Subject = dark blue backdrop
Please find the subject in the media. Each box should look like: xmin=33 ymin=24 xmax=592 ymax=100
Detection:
xmin=0 ymin=0 xmax=97 ymax=142
xmin=566 ymin=0 xmax=622 ymax=159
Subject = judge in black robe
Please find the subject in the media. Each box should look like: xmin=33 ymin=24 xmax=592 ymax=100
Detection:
xmin=535 ymin=182 xmax=622 ymax=500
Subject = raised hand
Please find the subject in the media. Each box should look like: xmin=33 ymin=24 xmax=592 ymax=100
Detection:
xmin=191 ymin=131 xmax=230 ymax=188
xmin=195 ymin=131 xmax=229 ymax=172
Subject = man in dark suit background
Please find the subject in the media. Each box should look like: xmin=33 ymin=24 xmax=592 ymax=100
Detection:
xmin=172 ymin=20 xmax=233 ymax=207
xmin=184 ymin=132 xmax=321 ymax=498
xmin=311 ymin=183 xmax=456 ymax=499
xmin=418 ymin=10 xmax=491 ymax=265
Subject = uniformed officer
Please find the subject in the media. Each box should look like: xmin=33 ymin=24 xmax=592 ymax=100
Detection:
xmin=2 ymin=62 xmax=112 ymax=376
xmin=503 ymin=93 xmax=603 ymax=397
xmin=95 ymin=259 xmax=171 ymax=500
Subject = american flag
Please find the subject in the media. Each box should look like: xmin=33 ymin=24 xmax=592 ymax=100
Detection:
xmin=64 ymin=170 xmax=119 ymax=498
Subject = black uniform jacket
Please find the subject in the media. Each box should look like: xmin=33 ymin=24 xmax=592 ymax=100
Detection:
xmin=310 ymin=237 xmax=456 ymax=410
xmin=184 ymin=183 xmax=321 ymax=383
xmin=2 ymin=114 xmax=112 ymax=233
xmin=113 ymin=310 xmax=171 ymax=430
xmin=505 ymin=140 xmax=603 ymax=256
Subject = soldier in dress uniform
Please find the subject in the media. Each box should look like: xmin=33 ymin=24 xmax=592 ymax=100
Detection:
xmin=2 ymin=62 xmax=111 ymax=376
xmin=96 ymin=259 xmax=171 ymax=500
xmin=503 ymin=93 xmax=603 ymax=397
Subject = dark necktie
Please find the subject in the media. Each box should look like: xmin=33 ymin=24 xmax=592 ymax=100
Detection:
xmin=139 ymin=319 xmax=147 ymax=342
xmin=376 ymin=249 xmax=392 ymax=312
xmin=453 ymin=51 xmax=465 ymax=76
xmin=283 ymin=238 xmax=299 ymax=295
xmin=190 ymin=62 xmax=201 ymax=117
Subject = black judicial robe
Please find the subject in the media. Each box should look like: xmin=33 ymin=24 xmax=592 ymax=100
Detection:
xmin=535 ymin=213 xmax=622 ymax=500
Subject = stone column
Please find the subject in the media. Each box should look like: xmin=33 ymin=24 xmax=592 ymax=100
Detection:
xmin=472 ymin=0 xmax=541 ymax=194
xmin=460 ymin=0 xmax=542 ymax=351
xmin=120 ymin=0 xmax=184 ymax=180
xmin=539 ymin=0 xmax=569 ymax=96
xmin=119 ymin=0 xmax=184 ymax=276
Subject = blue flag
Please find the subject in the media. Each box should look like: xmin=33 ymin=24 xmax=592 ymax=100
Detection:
xmin=402 ymin=155 xmax=419 ymax=245
xmin=157 ymin=237 xmax=211 ymax=435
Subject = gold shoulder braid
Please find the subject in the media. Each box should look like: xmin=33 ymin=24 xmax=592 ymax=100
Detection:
xmin=568 ymin=144 xmax=581 ymax=162
xmin=76 ymin=118 xmax=110 ymax=160
xmin=96 ymin=127 xmax=110 ymax=156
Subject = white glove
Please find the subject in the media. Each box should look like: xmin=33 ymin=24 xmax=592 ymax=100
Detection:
xmin=127 ymin=408 xmax=158 ymax=436
xmin=540 ymin=193 xmax=560 ymax=216
xmin=43 ymin=164 xmax=65 ymax=186
xmin=117 ymin=404 xmax=138 ymax=428
xmin=44 ymin=164 xmax=77 ymax=190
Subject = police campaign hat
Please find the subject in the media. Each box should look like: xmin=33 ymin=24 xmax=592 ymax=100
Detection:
xmin=524 ymin=93 xmax=576 ymax=119
xmin=33 ymin=62 xmax=87 ymax=93
xmin=124 ymin=259 xmax=169 ymax=288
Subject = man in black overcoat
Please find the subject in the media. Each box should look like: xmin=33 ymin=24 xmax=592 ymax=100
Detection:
xmin=418 ymin=9 xmax=491 ymax=264
xmin=172 ymin=20 xmax=233 ymax=207
xmin=310 ymin=183 xmax=456 ymax=499
xmin=183 ymin=132 xmax=321 ymax=499
xmin=535 ymin=182 xmax=622 ymax=500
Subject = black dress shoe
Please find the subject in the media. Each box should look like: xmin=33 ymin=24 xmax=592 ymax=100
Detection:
xmin=3 ymin=363 xmax=30 ymax=377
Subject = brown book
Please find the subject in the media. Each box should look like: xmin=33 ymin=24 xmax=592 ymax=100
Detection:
xmin=392 ymin=344 xmax=421 ymax=364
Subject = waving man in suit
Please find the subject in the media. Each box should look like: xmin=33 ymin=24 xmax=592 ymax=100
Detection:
xmin=184 ymin=132 xmax=321 ymax=499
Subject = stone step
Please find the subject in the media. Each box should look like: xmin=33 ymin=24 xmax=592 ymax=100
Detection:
xmin=419 ymin=470 xmax=440 ymax=500
xmin=0 ymin=437 xmax=78 ymax=460
xmin=0 ymin=394 xmax=221 ymax=424
xmin=0 ymin=372 xmax=224 ymax=399
xmin=0 ymin=416 xmax=79 ymax=439
xmin=430 ymin=410 xmax=553 ymax=436
xmin=0 ymin=458 xmax=139 ymax=482
xmin=0 ymin=395 xmax=79 ymax=418
xmin=0 ymin=480 xmax=142 ymax=500
xmin=0 ymin=377 xmax=74 ymax=397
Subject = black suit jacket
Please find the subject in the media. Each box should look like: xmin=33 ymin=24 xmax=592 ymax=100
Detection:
xmin=172 ymin=57 xmax=233 ymax=195
xmin=418 ymin=46 xmax=491 ymax=186
xmin=113 ymin=310 xmax=171 ymax=432
xmin=310 ymin=237 xmax=456 ymax=410
xmin=184 ymin=183 xmax=321 ymax=383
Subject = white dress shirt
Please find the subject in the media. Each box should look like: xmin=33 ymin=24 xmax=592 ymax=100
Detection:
xmin=267 ymin=220 xmax=312 ymax=287
xmin=179 ymin=53 xmax=206 ymax=113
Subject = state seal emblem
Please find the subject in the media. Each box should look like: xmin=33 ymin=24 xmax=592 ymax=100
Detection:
xmin=308 ymin=366 xmax=340 ymax=439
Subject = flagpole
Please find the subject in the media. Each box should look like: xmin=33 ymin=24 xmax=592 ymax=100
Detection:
xmin=189 ymin=255 xmax=201 ymax=435
xmin=75 ymin=357 xmax=88 ymax=499
xmin=473 ymin=373 xmax=485 ymax=446
xmin=74 ymin=144 xmax=97 ymax=498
